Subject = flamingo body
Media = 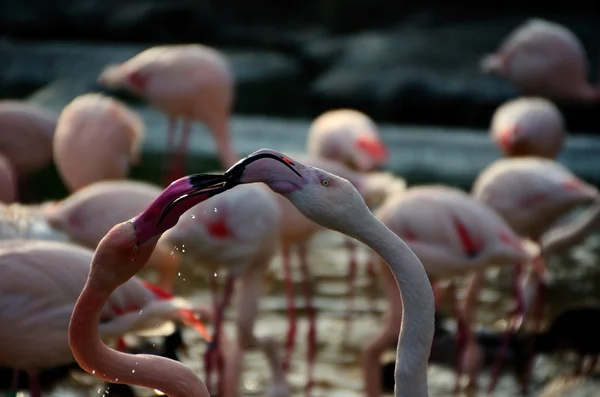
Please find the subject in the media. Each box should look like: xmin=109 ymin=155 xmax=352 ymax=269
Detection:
xmin=53 ymin=93 xmax=145 ymax=191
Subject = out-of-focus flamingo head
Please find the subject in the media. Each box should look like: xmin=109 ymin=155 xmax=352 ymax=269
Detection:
xmin=223 ymin=148 xmax=372 ymax=238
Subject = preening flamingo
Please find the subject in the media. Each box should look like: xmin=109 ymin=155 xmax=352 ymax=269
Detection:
xmin=490 ymin=97 xmax=566 ymax=159
xmin=0 ymin=239 xmax=210 ymax=397
xmin=481 ymin=18 xmax=600 ymax=101
xmin=307 ymin=109 xmax=389 ymax=172
xmin=364 ymin=185 xmax=534 ymax=396
xmin=68 ymin=148 xmax=435 ymax=397
xmin=53 ymin=93 xmax=145 ymax=192
xmin=163 ymin=183 xmax=287 ymax=397
xmin=467 ymin=157 xmax=600 ymax=393
xmin=97 ymin=44 xmax=236 ymax=184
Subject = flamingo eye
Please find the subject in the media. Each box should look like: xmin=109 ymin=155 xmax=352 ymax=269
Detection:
xmin=321 ymin=178 xmax=330 ymax=187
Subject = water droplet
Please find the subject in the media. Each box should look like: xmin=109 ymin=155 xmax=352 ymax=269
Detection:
xmin=178 ymin=272 xmax=181 ymax=277
xmin=182 ymin=278 xmax=186 ymax=282
xmin=115 ymin=378 xmax=119 ymax=382
xmin=139 ymin=309 xmax=143 ymax=314
xmin=214 ymin=208 xmax=218 ymax=212
xmin=213 ymin=272 xmax=217 ymax=278
xmin=132 ymin=369 xmax=136 ymax=373
xmin=92 ymin=370 xmax=96 ymax=374
xmin=190 ymin=214 xmax=196 ymax=219
xmin=152 ymin=343 xmax=156 ymax=347
xmin=133 ymin=244 xmax=138 ymax=251
xmin=182 ymin=249 xmax=185 ymax=253
xmin=170 ymin=251 xmax=174 ymax=257
xmin=182 ymin=244 xmax=185 ymax=248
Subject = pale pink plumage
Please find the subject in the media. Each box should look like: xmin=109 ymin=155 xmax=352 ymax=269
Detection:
xmin=98 ymin=44 xmax=236 ymax=183
xmin=0 ymin=100 xmax=56 ymax=177
xmin=481 ymin=19 xmax=600 ymax=101
xmin=53 ymin=93 xmax=145 ymax=191
xmin=490 ymin=97 xmax=566 ymax=159
xmin=307 ymin=109 xmax=389 ymax=172
xmin=0 ymin=239 xmax=209 ymax=396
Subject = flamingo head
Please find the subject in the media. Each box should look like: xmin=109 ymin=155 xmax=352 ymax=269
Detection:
xmin=223 ymin=148 xmax=371 ymax=237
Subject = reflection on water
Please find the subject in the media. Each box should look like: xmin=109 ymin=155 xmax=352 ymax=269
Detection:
xmin=42 ymin=229 xmax=600 ymax=397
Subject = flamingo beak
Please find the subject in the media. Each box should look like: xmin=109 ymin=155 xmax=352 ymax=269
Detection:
xmin=223 ymin=149 xmax=302 ymax=189
xmin=133 ymin=173 xmax=229 ymax=245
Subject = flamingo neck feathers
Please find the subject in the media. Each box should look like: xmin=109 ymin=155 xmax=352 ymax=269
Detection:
xmin=69 ymin=240 xmax=210 ymax=397
xmin=353 ymin=214 xmax=434 ymax=397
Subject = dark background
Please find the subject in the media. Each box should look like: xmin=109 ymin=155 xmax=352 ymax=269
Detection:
xmin=1 ymin=0 xmax=600 ymax=132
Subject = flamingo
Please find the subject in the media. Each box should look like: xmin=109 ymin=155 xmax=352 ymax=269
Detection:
xmin=0 ymin=239 xmax=211 ymax=397
xmin=307 ymin=109 xmax=389 ymax=172
xmin=97 ymin=44 xmax=236 ymax=184
xmin=53 ymin=93 xmax=146 ymax=192
xmin=467 ymin=157 xmax=600 ymax=393
xmin=362 ymin=185 xmax=534 ymax=396
xmin=307 ymin=108 xmax=391 ymax=330
xmin=480 ymin=18 xmax=600 ymax=101
xmin=0 ymin=154 xmax=17 ymax=203
xmin=68 ymin=148 xmax=435 ymax=397
xmin=0 ymin=100 xmax=57 ymax=201
xmin=163 ymin=183 xmax=287 ymax=397
xmin=0 ymin=180 xmax=180 ymax=293
xmin=490 ymin=97 xmax=566 ymax=159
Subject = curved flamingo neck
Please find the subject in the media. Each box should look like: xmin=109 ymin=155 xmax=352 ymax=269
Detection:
xmin=353 ymin=215 xmax=434 ymax=397
xmin=541 ymin=200 xmax=600 ymax=256
xmin=69 ymin=242 xmax=210 ymax=397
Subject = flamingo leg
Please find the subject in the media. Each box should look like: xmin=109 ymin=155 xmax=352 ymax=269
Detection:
xmin=162 ymin=116 xmax=179 ymax=186
xmin=205 ymin=276 xmax=220 ymax=393
xmin=487 ymin=263 xmax=525 ymax=393
xmin=281 ymin=243 xmax=297 ymax=372
xmin=28 ymin=372 xmax=41 ymax=397
xmin=298 ymin=243 xmax=316 ymax=396
xmin=167 ymin=118 xmax=191 ymax=184
xmin=521 ymin=257 xmax=547 ymax=395
xmin=204 ymin=274 xmax=235 ymax=396
xmin=448 ymin=280 xmax=467 ymax=395
xmin=365 ymin=253 xmax=379 ymax=315
xmin=345 ymin=238 xmax=357 ymax=325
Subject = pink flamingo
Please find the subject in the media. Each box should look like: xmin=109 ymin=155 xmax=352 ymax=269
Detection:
xmin=307 ymin=109 xmax=389 ymax=172
xmin=467 ymin=156 xmax=600 ymax=393
xmin=53 ymin=93 xmax=145 ymax=192
xmin=68 ymin=148 xmax=435 ymax=397
xmin=481 ymin=18 xmax=600 ymax=101
xmin=97 ymin=44 xmax=236 ymax=184
xmin=0 ymin=154 xmax=17 ymax=203
xmin=163 ymin=183 xmax=287 ymax=397
xmin=490 ymin=97 xmax=566 ymax=159
xmin=0 ymin=100 xmax=57 ymax=200
xmin=0 ymin=239 xmax=211 ymax=397
xmin=363 ymin=185 xmax=534 ymax=396
xmin=307 ymin=108 xmax=391 ymax=327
